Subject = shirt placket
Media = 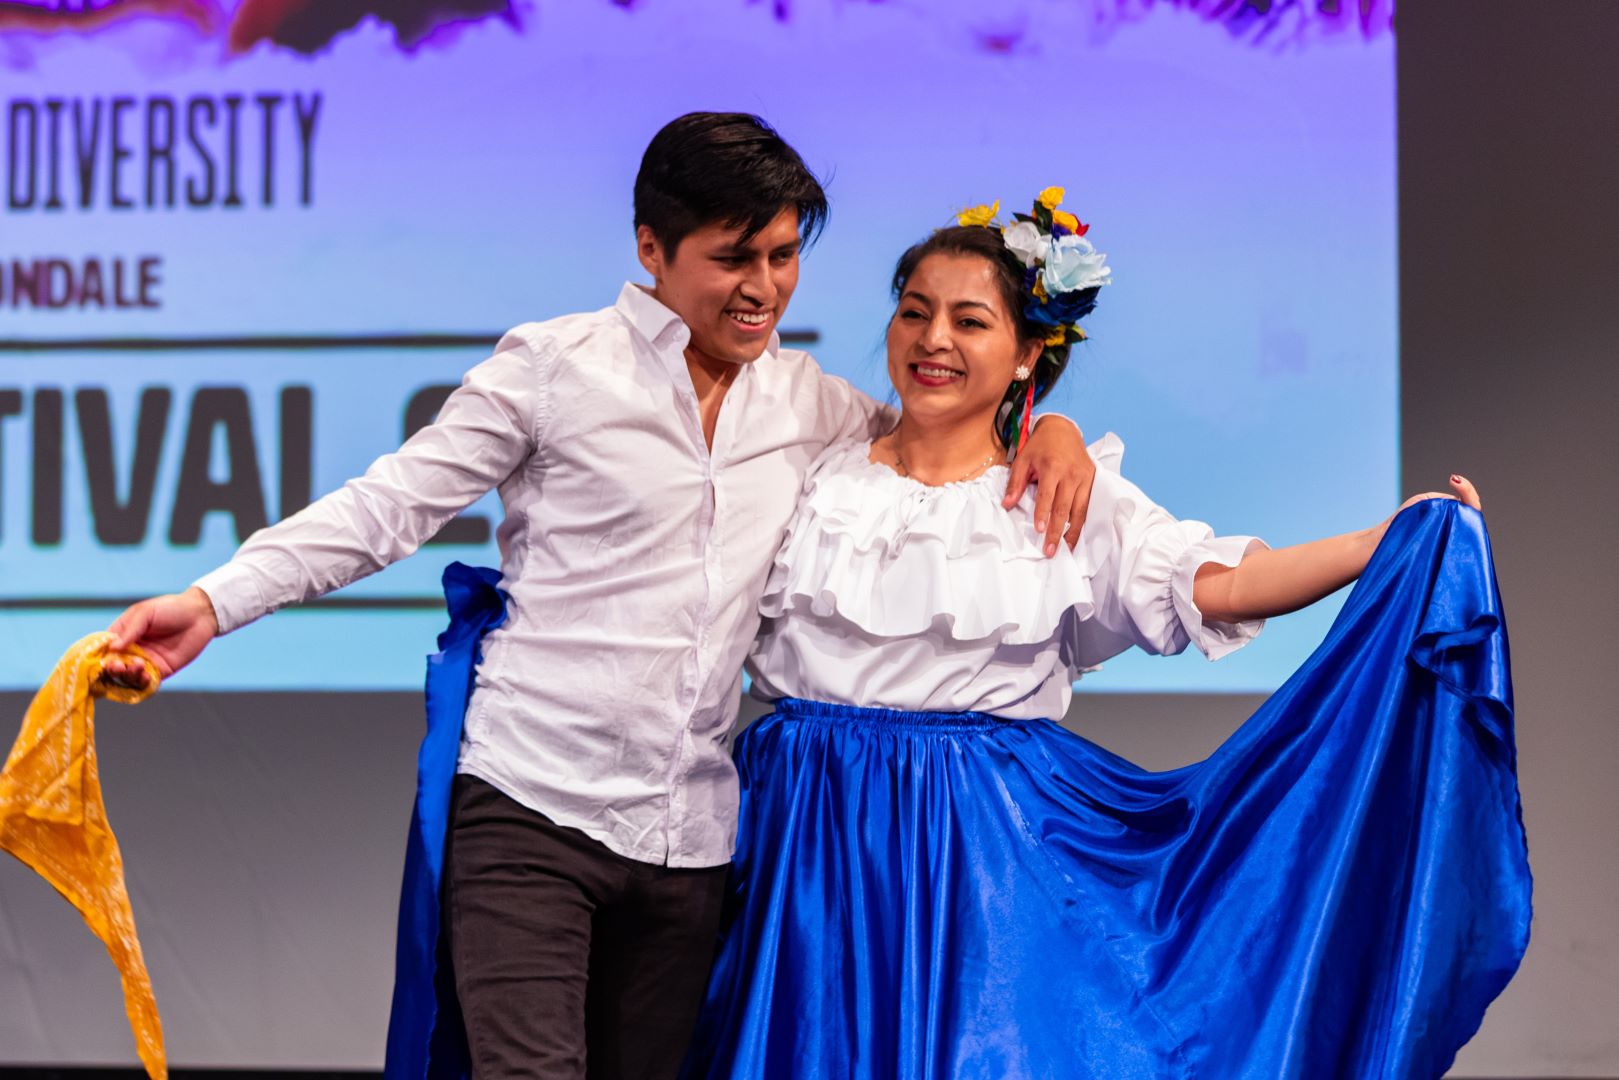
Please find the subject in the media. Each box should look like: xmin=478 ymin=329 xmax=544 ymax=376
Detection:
xmin=659 ymin=360 xmax=737 ymax=864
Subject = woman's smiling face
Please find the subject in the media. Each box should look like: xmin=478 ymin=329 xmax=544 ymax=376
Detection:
xmin=886 ymin=251 xmax=1040 ymax=432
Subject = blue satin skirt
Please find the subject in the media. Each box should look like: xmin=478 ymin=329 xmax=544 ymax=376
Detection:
xmin=684 ymin=502 xmax=1531 ymax=1079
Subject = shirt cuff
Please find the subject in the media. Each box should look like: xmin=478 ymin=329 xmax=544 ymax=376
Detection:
xmin=191 ymin=562 xmax=272 ymax=636
xmin=1170 ymin=536 xmax=1270 ymax=660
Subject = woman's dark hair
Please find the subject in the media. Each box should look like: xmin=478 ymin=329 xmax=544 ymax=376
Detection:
xmin=634 ymin=112 xmax=829 ymax=258
xmin=890 ymin=224 xmax=1098 ymax=447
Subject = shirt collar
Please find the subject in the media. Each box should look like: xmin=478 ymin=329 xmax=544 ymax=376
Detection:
xmin=615 ymin=282 xmax=782 ymax=374
xmin=616 ymin=282 xmax=688 ymax=353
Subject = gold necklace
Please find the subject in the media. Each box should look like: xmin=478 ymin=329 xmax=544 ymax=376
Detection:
xmin=892 ymin=445 xmax=1002 ymax=485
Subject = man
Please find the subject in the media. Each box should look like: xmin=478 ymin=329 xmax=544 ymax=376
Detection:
xmin=105 ymin=113 xmax=1095 ymax=1079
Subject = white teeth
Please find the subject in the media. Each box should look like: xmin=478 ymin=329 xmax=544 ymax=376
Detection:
xmin=917 ymin=366 xmax=962 ymax=378
xmin=730 ymin=312 xmax=768 ymax=325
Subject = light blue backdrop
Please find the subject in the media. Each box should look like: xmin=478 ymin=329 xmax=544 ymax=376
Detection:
xmin=0 ymin=0 xmax=1395 ymax=692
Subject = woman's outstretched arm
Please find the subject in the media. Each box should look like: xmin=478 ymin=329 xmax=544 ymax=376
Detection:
xmin=1192 ymin=475 xmax=1483 ymax=625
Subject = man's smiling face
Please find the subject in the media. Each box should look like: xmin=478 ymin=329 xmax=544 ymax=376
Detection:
xmin=638 ymin=207 xmax=801 ymax=367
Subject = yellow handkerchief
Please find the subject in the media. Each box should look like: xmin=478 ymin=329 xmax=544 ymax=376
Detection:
xmin=0 ymin=632 xmax=166 ymax=1080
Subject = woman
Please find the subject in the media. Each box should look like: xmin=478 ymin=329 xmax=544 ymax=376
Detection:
xmin=682 ymin=192 xmax=1530 ymax=1078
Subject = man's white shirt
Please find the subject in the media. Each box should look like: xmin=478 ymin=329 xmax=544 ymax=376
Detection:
xmin=195 ymin=283 xmax=889 ymax=867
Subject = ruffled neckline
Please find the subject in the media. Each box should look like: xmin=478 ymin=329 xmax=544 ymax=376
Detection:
xmin=757 ymin=438 xmax=1120 ymax=644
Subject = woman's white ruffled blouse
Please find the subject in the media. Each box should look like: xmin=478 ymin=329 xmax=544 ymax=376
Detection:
xmin=746 ymin=434 xmax=1267 ymax=720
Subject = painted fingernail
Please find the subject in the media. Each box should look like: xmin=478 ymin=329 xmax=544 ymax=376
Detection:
xmin=1451 ymin=474 xmax=1462 ymax=483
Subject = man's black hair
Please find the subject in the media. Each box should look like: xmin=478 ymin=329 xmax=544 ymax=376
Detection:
xmin=634 ymin=112 xmax=829 ymax=258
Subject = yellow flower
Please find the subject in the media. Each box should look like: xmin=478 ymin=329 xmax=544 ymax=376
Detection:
xmin=1072 ymin=326 xmax=1088 ymax=341
xmin=1032 ymin=277 xmax=1049 ymax=301
xmin=1045 ymin=326 xmax=1068 ymax=346
xmin=1051 ymin=208 xmax=1081 ymax=234
xmin=957 ymin=200 xmax=1000 ymax=227
xmin=1038 ymin=186 xmax=1066 ymax=210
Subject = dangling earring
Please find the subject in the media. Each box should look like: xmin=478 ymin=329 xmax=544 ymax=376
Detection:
xmin=1013 ymin=365 xmax=1032 ymax=381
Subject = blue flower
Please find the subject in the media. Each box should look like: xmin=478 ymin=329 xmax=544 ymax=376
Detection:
xmin=1040 ymin=234 xmax=1111 ymax=296
xmin=1025 ymin=286 xmax=1099 ymax=328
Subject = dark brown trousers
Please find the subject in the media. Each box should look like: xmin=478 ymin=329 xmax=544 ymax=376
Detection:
xmin=446 ymin=775 xmax=729 ymax=1080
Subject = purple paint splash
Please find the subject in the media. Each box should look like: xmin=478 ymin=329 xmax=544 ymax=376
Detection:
xmin=227 ymin=0 xmax=519 ymax=55
xmin=0 ymin=0 xmax=221 ymax=34
xmin=0 ymin=0 xmax=1392 ymax=59
xmin=1099 ymin=0 xmax=1394 ymax=46
xmin=726 ymin=0 xmax=1392 ymax=45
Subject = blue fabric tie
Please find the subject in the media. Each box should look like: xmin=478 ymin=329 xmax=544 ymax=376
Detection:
xmin=384 ymin=562 xmax=505 ymax=1080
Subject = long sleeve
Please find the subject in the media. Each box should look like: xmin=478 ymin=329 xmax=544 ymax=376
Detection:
xmin=192 ymin=330 xmax=549 ymax=633
xmin=1069 ymin=434 xmax=1267 ymax=666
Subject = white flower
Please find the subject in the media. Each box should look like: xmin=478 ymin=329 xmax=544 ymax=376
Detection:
xmin=1000 ymin=220 xmax=1045 ymax=269
xmin=1041 ymin=234 xmax=1112 ymax=294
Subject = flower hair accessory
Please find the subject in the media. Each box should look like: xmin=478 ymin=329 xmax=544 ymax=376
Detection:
xmin=955 ymin=186 xmax=1112 ymax=453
